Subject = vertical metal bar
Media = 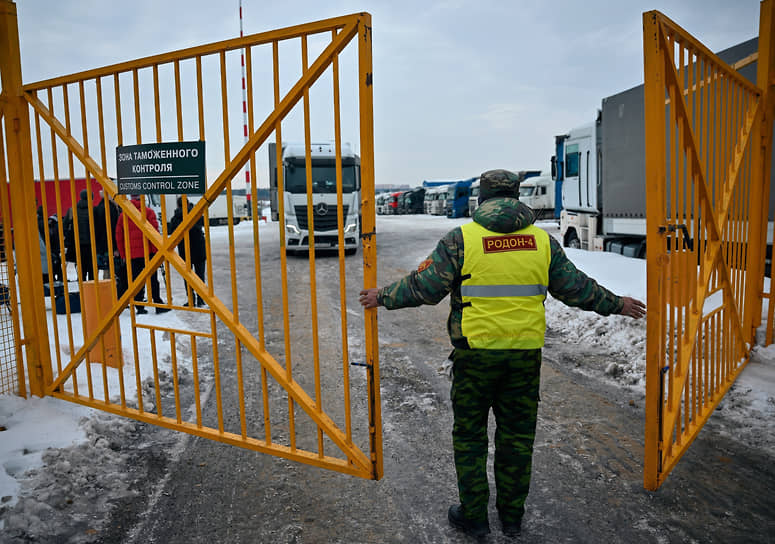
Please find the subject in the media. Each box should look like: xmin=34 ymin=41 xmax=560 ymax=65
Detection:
xmin=643 ymin=11 xmax=668 ymax=491
xmin=332 ymin=28 xmax=353 ymax=445
xmin=79 ymin=80 xmax=103 ymax=401
xmin=299 ymin=34 xmax=324 ymax=456
xmin=274 ymin=39 xmax=294 ymax=450
xmin=243 ymin=44 xmax=271 ymax=438
xmin=47 ymin=89 xmax=70 ymax=377
xmin=220 ymin=49 xmax=247 ymax=438
xmin=170 ymin=331 xmax=182 ymax=424
xmin=150 ymin=329 xmax=163 ymax=416
xmin=132 ymin=67 xmax=152 ymax=312
xmin=357 ymin=13 xmax=382 ymax=479
xmin=689 ymin=56 xmax=707 ymax=283
xmin=124 ymin=208 xmax=144 ymax=411
xmin=97 ymin=75 xmax=126 ymax=406
xmin=191 ymin=333 xmax=202 ymax=426
xmin=759 ymin=1 xmax=775 ymax=343
xmin=196 ymin=54 xmax=222 ymax=433
xmin=33 ymin=106 xmax=62 ymax=385
xmin=96 ymin=77 xmax=107 ymax=175
xmin=168 ymin=59 xmax=183 ymax=304
xmin=114 ymin=73 xmax=123 ymax=146
xmin=245 ymin=44 xmax=265 ymax=348
xmin=133 ymin=68 xmax=142 ymax=144
xmin=182 ymin=194 xmax=193 ymax=305
xmin=0 ymin=114 xmax=26 ymax=397
xmin=668 ymin=81 xmax=679 ymax=417
xmin=63 ymin=84 xmax=83 ymax=398
xmin=757 ymin=0 xmax=775 ymax=343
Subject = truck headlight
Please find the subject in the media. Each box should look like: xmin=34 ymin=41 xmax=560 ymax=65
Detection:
xmin=285 ymin=223 xmax=300 ymax=235
xmin=344 ymin=223 xmax=357 ymax=234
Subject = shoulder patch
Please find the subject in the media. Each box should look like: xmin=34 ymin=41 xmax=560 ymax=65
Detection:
xmin=417 ymin=258 xmax=433 ymax=272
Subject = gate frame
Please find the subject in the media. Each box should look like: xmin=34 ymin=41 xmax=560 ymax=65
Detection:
xmin=1 ymin=1 xmax=382 ymax=480
xmin=0 ymin=0 xmax=52 ymax=397
xmin=643 ymin=1 xmax=775 ymax=490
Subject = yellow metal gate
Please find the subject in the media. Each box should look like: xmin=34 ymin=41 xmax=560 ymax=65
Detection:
xmin=642 ymin=4 xmax=775 ymax=490
xmin=1 ymin=2 xmax=382 ymax=480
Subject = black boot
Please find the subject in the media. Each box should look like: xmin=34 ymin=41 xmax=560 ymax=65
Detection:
xmin=501 ymin=519 xmax=522 ymax=538
xmin=448 ymin=505 xmax=490 ymax=539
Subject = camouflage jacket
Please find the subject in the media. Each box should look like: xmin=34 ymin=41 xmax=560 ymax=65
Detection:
xmin=377 ymin=197 xmax=624 ymax=349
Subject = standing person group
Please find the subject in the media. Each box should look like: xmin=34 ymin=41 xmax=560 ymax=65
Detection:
xmin=115 ymin=195 xmax=169 ymax=315
xmin=167 ymin=196 xmax=207 ymax=307
xmin=359 ymin=169 xmax=645 ymax=539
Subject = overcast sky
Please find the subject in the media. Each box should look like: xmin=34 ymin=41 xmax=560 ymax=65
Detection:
xmin=13 ymin=0 xmax=763 ymax=187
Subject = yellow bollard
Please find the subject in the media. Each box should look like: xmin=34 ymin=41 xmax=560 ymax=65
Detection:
xmin=82 ymin=280 xmax=123 ymax=368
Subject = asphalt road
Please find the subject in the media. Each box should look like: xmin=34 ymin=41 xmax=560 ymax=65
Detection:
xmin=4 ymin=215 xmax=772 ymax=543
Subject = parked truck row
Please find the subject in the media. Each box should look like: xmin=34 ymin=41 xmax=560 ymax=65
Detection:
xmin=375 ymin=171 xmax=558 ymax=221
xmin=552 ymin=37 xmax=773 ymax=266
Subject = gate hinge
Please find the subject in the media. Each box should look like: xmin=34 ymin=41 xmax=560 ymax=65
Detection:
xmin=360 ymin=230 xmax=376 ymax=241
xmin=365 ymin=72 xmax=373 ymax=87
xmin=657 ymin=224 xmax=692 ymax=250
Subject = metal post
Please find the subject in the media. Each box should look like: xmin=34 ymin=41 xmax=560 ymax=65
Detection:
xmin=642 ymin=10 xmax=667 ymax=491
xmin=0 ymin=0 xmax=53 ymax=397
xmin=744 ymin=0 xmax=774 ymax=344
xmin=358 ymin=12 xmax=383 ymax=480
xmin=756 ymin=0 xmax=775 ymax=345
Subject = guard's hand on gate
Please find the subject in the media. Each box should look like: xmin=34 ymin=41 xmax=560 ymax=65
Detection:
xmin=359 ymin=288 xmax=380 ymax=309
xmin=620 ymin=296 xmax=646 ymax=319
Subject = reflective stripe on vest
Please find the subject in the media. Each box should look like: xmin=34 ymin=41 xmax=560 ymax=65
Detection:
xmin=460 ymin=222 xmax=551 ymax=349
xmin=460 ymin=284 xmax=548 ymax=297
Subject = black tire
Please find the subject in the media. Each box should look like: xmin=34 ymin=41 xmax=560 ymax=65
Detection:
xmin=565 ymin=230 xmax=581 ymax=249
xmin=345 ymin=247 xmax=357 ymax=256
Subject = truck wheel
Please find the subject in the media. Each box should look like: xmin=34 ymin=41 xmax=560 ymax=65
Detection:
xmin=565 ymin=230 xmax=581 ymax=249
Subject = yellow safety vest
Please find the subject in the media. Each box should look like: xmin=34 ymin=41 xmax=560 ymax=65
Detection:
xmin=460 ymin=222 xmax=551 ymax=349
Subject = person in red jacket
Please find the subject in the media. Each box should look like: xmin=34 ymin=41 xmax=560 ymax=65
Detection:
xmin=115 ymin=195 xmax=169 ymax=315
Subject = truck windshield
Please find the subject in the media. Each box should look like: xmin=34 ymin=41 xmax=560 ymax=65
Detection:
xmin=519 ymin=186 xmax=535 ymax=197
xmin=285 ymin=165 xmax=358 ymax=194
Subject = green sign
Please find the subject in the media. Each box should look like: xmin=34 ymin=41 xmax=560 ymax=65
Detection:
xmin=116 ymin=141 xmax=206 ymax=194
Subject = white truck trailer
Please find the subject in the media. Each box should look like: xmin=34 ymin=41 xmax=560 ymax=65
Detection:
xmin=554 ymin=37 xmax=773 ymax=264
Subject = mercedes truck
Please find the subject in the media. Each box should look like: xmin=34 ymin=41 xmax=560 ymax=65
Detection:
xmin=268 ymin=142 xmax=360 ymax=255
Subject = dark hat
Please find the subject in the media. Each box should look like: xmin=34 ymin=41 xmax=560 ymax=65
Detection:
xmin=478 ymin=169 xmax=522 ymax=202
xmin=80 ymin=189 xmax=88 ymax=200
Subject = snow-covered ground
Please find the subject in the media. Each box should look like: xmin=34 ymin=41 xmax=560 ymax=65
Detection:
xmin=1 ymin=214 xmax=774 ymax=529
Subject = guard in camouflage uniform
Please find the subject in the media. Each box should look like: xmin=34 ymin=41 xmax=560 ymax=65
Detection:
xmin=359 ymin=169 xmax=645 ymax=539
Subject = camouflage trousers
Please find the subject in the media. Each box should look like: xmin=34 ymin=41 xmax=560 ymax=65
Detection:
xmin=450 ymin=347 xmax=542 ymax=524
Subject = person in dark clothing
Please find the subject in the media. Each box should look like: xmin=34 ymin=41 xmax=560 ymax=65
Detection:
xmin=115 ymin=195 xmax=169 ymax=315
xmin=66 ymin=189 xmax=96 ymax=281
xmin=37 ymin=204 xmax=62 ymax=283
xmin=359 ymin=169 xmax=645 ymax=539
xmin=93 ymin=190 xmax=121 ymax=277
xmin=168 ymin=196 xmax=207 ymax=307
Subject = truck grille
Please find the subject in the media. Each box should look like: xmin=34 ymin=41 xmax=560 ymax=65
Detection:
xmin=294 ymin=205 xmax=349 ymax=231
